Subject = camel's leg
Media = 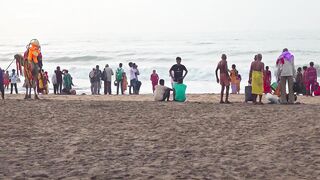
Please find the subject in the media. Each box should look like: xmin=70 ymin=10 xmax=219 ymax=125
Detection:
xmin=28 ymin=87 xmax=32 ymax=98
xmin=34 ymin=86 xmax=39 ymax=100
xmin=24 ymin=87 xmax=28 ymax=99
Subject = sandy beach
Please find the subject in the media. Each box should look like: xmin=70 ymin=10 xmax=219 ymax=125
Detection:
xmin=0 ymin=94 xmax=319 ymax=179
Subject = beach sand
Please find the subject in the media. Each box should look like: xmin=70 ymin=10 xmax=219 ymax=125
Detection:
xmin=0 ymin=94 xmax=319 ymax=179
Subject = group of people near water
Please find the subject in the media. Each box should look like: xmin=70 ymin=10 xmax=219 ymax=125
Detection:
xmin=216 ymin=48 xmax=319 ymax=105
xmin=0 ymin=47 xmax=319 ymax=103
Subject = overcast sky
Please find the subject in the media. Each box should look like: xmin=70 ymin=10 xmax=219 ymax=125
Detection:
xmin=0 ymin=0 xmax=319 ymax=37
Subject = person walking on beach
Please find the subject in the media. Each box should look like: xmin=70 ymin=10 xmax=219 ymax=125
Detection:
xmin=154 ymin=79 xmax=172 ymax=101
xmin=52 ymin=70 xmax=58 ymax=94
xmin=150 ymin=70 xmax=159 ymax=93
xmin=93 ymin=65 xmax=102 ymax=95
xmin=102 ymin=64 xmax=114 ymax=95
xmin=116 ymin=63 xmax=124 ymax=95
xmin=56 ymin=66 xmax=63 ymax=94
xmin=249 ymin=54 xmax=264 ymax=104
xmin=306 ymin=62 xmax=318 ymax=96
xmin=0 ymin=68 xmax=4 ymax=99
xmin=169 ymin=57 xmax=188 ymax=86
xmin=276 ymin=48 xmax=296 ymax=104
xmin=264 ymin=66 xmax=272 ymax=94
xmin=230 ymin=64 xmax=238 ymax=94
xmin=10 ymin=69 xmax=18 ymax=94
xmin=215 ymin=54 xmax=231 ymax=103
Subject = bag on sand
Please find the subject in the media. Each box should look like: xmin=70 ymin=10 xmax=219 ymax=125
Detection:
xmin=245 ymin=85 xmax=253 ymax=102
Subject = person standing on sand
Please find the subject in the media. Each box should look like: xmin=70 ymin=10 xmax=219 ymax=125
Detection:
xmin=4 ymin=70 xmax=9 ymax=90
xmin=264 ymin=66 xmax=272 ymax=94
xmin=52 ymin=70 xmax=58 ymax=95
xmin=63 ymin=70 xmax=73 ymax=92
xmin=215 ymin=54 xmax=231 ymax=103
xmin=249 ymin=54 xmax=264 ymax=104
xmin=89 ymin=68 xmax=95 ymax=95
xmin=306 ymin=62 xmax=317 ymax=96
xmin=10 ymin=69 xmax=18 ymax=94
xmin=116 ymin=63 xmax=124 ymax=95
xmin=102 ymin=64 xmax=114 ymax=95
xmin=94 ymin=65 xmax=102 ymax=95
xmin=0 ymin=68 xmax=4 ymax=99
xmin=56 ymin=66 xmax=63 ymax=94
xmin=295 ymin=67 xmax=303 ymax=95
xmin=229 ymin=64 xmax=238 ymax=94
xmin=276 ymin=48 xmax=296 ymax=104
xmin=150 ymin=70 xmax=159 ymax=93
xmin=169 ymin=57 xmax=188 ymax=86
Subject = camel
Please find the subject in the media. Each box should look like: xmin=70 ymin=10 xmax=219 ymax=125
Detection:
xmin=14 ymin=54 xmax=40 ymax=100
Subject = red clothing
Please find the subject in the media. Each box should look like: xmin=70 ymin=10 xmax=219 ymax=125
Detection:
xmin=150 ymin=73 xmax=159 ymax=91
xmin=307 ymin=67 xmax=317 ymax=82
xmin=264 ymin=70 xmax=271 ymax=93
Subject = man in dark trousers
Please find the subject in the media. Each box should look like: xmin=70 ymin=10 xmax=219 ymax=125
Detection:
xmin=169 ymin=57 xmax=188 ymax=86
xmin=55 ymin=66 xmax=63 ymax=94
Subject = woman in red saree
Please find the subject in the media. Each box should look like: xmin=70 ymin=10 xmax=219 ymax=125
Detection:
xmin=264 ymin=66 xmax=272 ymax=94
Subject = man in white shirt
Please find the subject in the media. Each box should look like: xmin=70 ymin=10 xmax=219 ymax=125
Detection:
xmin=129 ymin=62 xmax=139 ymax=94
xmin=154 ymin=79 xmax=172 ymax=101
xmin=52 ymin=70 xmax=58 ymax=94
xmin=10 ymin=69 xmax=18 ymax=94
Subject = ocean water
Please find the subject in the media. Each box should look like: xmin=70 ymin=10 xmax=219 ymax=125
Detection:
xmin=0 ymin=31 xmax=319 ymax=94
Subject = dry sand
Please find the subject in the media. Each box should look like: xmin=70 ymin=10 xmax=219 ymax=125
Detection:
xmin=0 ymin=94 xmax=319 ymax=179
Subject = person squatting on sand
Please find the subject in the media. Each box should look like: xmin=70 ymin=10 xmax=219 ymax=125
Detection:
xmin=169 ymin=57 xmax=188 ymax=87
xmin=150 ymin=70 xmax=159 ymax=93
xmin=102 ymin=64 xmax=114 ymax=95
xmin=216 ymin=54 xmax=231 ymax=104
xmin=249 ymin=54 xmax=264 ymax=105
xmin=276 ymin=48 xmax=296 ymax=104
xmin=173 ymin=78 xmax=187 ymax=102
xmin=154 ymin=79 xmax=172 ymax=101
xmin=0 ymin=67 xmax=4 ymax=99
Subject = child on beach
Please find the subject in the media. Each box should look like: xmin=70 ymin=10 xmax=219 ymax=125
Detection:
xmin=302 ymin=66 xmax=308 ymax=95
xmin=264 ymin=66 xmax=272 ymax=94
xmin=122 ymin=72 xmax=128 ymax=94
xmin=4 ymin=70 xmax=9 ymax=90
xmin=236 ymin=74 xmax=241 ymax=94
xmin=215 ymin=54 xmax=231 ymax=103
xmin=230 ymin=64 xmax=238 ymax=94
xmin=295 ymin=67 xmax=303 ymax=95
xmin=150 ymin=70 xmax=159 ymax=93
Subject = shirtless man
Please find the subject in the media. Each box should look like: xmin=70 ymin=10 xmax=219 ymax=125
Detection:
xmin=249 ymin=54 xmax=264 ymax=104
xmin=216 ymin=54 xmax=231 ymax=103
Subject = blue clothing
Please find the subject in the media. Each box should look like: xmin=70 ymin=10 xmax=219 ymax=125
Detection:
xmin=0 ymin=69 xmax=3 ymax=85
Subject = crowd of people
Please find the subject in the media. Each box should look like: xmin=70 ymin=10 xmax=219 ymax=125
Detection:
xmin=215 ymin=48 xmax=319 ymax=105
xmin=0 ymin=48 xmax=319 ymax=103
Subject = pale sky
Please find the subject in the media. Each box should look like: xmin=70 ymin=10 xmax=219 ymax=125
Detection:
xmin=0 ymin=0 xmax=319 ymax=37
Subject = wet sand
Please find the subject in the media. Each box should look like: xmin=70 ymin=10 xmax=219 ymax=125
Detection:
xmin=0 ymin=94 xmax=319 ymax=179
